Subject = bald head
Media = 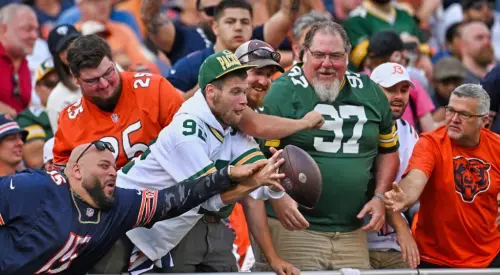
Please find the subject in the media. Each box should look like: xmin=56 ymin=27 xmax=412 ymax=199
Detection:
xmin=65 ymin=142 xmax=117 ymax=210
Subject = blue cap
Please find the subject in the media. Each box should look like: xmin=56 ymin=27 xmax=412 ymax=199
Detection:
xmin=0 ymin=114 xmax=28 ymax=142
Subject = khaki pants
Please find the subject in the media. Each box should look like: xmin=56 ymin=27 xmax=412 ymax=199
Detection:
xmin=369 ymin=250 xmax=408 ymax=269
xmin=255 ymin=217 xmax=370 ymax=270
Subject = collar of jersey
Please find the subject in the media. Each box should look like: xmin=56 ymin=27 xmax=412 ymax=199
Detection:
xmin=71 ymin=189 xmax=101 ymax=224
xmin=363 ymin=1 xmax=396 ymax=24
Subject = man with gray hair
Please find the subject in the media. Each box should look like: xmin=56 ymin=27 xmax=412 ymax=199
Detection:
xmin=259 ymin=20 xmax=400 ymax=270
xmin=385 ymin=84 xmax=500 ymax=268
xmin=0 ymin=3 xmax=38 ymax=117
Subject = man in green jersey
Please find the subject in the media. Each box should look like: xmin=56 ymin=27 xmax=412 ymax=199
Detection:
xmin=343 ymin=0 xmax=431 ymax=73
xmin=259 ymin=21 xmax=400 ymax=270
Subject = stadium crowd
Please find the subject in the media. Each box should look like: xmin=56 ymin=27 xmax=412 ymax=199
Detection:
xmin=0 ymin=0 xmax=500 ymax=274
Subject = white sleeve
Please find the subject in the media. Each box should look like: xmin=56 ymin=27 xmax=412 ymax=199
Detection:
xmin=229 ymin=130 xmax=285 ymax=200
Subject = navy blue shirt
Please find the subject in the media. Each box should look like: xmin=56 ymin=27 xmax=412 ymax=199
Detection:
xmin=167 ymin=25 xmax=265 ymax=91
xmin=0 ymin=168 xmax=233 ymax=275
xmin=481 ymin=65 xmax=500 ymax=133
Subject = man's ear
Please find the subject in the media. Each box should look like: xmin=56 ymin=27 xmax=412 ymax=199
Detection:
xmin=71 ymin=164 xmax=83 ymax=181
xmin=212 ymin=20 xmax=219 ymax=37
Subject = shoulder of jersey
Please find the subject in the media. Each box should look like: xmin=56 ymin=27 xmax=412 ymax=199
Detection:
xmin=121 ymin=71 xmax=164 ymax=91
xmin=398 ymin=119 xmax=419 ymax=140
xmin=347 ymin=6 xmax=368 ymax=18
xmin=13 ymin=169 xmax=58 ymax=191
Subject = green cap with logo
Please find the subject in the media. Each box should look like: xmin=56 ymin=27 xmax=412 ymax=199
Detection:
xmin=198 ymin=50 xmax=256 ymax=90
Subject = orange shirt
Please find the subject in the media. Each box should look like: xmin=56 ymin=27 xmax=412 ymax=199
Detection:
xmin=406 ymin=126 xmax=500 ymax=267
xmin=53 ymin=72 xmax=184 ymax=169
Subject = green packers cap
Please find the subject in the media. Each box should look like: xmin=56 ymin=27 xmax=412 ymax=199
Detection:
xmin=198 ymin=50 xmax=256 ymax=90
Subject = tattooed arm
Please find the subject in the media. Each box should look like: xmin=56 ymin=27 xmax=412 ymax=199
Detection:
xmin=141 ymin=0 xmax=176 ymax=53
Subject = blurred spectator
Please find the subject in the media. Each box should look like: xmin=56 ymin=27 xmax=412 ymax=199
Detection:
xmin=16 ymin=58 xmax=57 ymax=168
xmin=166 ymin=0 xmax=261 ymax=96
xmin=22 ymin=0 xmax=74 ymax=40
xmin=0 ymin=114 xmax=28 ymax=176
xmin=74 ymin=0 xmax=159 ymax=73
xmin=57 ymin=0 xmax=142 ymax=40
xmin=432 ymin=22 xmax=463 ymax=63
xmin=364 ymin=31 xmax=436 ymax=132
xmin=431 ymin=57 xmax=466 ymax=124
xmin=45 ymin=24 xmax=82 ymax=132
xmin=272 ymin=10 xmax=330 ymax=80
xmin=0 ymin=4 xmax=38 ymax=117
xmin=344 ymin=0 xmax=426 ymax=71
xmin=42 ymin=136 xmax=54 ymax=170
xmin=480 ymin=64 xmax=500 ymax=133
xmin=443 ymin=0 xmax=500 ymax=60
xmin=460 ymin=21 xmax=495 ymax=83
xmin=115 ymin=0 xmax=146 ymax=37
xmin=27 ymin=38 xmax=52 ymax=108
xmin=142 ymin=0 xmax=295 ymax=65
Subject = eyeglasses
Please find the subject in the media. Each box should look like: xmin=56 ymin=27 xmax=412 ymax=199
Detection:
xmin=470 ymin=1 xmax=495 ymax=10
xmin=444 ymin=106 xmax=487 ymax=120
xmin=76 ymin=140 xmax=115 ymax=164
xmin=199 ymin=5 xmax=217 ymax=17
xmin=78 ymin=64 xmax=115 ymax=86
xmin=12 ymin=72 xmax=20 ymax=97
xmin=307 ymin=49 xmax=346 ymax=62
xmin=239 ymin=49 xmax=281 ymax=64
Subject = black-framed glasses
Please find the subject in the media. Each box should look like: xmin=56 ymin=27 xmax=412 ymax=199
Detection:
xmin=444 ymin=106 xmax=487 ymax=120
xmin=240 ymin=49 xmax=281 ymax=63
xmin=76 ymin=140 xmax=115 ymax=164
xmin=307 ymin=48 xmax=346 ymax=62
xmin=199 ymin=5 xmax=217 ymax=17
xmin=78 ymin=64 xmax=116 ymax=86
xmin=12 ymin=72 xmax=20 ymax=97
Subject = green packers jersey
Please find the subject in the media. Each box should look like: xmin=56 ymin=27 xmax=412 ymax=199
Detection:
xmin=16 ymin=106 xmax=53 ymax=142
xmin=344 ymin=1 xmax=423 ymax=70
xmin=260 ymin=65 xmax=398 ymax=232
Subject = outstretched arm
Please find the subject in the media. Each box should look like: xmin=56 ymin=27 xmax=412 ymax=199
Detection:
xmin=151 ymin=167 xmax=235 ymax=223
xmin=238 ymin=107 xmax=324 ymax=140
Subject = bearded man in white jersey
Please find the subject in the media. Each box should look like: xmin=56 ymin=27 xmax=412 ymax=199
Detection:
xmin=369 ymin=62 xmax=420 ymax=269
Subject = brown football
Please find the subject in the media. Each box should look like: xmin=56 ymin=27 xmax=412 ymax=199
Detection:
xmin=279 ymin=145 xmax=322 ymax=209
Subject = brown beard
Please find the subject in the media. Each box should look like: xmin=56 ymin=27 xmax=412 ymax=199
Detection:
xmin=475 ymin=46 xmax=495 ymax=67
xmin=83 ymin=176 xmax=115 ymax=211
xmin=91 ymin=80 xmax=122 ymax=113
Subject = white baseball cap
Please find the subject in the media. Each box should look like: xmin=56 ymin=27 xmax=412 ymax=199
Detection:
xmin=370 ymin=62 xmax=415 ymax=89
xmin=43 ymin=137 xmax=55 ymax=164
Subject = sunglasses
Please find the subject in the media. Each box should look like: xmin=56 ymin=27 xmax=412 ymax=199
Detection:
xmin=470 ymin=1 xmax=495 ymax=10
xmin=76 ymin=140 xmax=115 ymax=164
xmin=199 ymin=5 xmax=217 ymax=17
xmin=240 ymin=49 xmax=281 ymax=64
xmin=12 ymin=72 xmax=20 ymax=97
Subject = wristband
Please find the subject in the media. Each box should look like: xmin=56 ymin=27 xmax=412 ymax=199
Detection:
xmin=373 ymin=192 xmax=385 ymax=201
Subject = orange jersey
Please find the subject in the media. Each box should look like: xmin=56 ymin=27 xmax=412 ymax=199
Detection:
xmin=53 ymin=72 xmax=184 ymax=168
xmin=405 ymin=126 xmax=500 ymax=267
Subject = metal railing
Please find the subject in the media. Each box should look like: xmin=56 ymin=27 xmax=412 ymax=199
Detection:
xmin=88 ymin=269 xmax=500 ymax=275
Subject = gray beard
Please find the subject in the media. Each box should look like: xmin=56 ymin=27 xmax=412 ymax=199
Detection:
xmin=312 ymin=77 xmax=342 ymax=102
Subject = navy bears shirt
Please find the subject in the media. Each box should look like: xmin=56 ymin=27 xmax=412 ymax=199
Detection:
xmin=0 ymin=168 xmax=233 ymax=275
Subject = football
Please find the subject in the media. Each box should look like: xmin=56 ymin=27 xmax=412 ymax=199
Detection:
xmin=279 ymin=145 xmax=322 ymax=209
